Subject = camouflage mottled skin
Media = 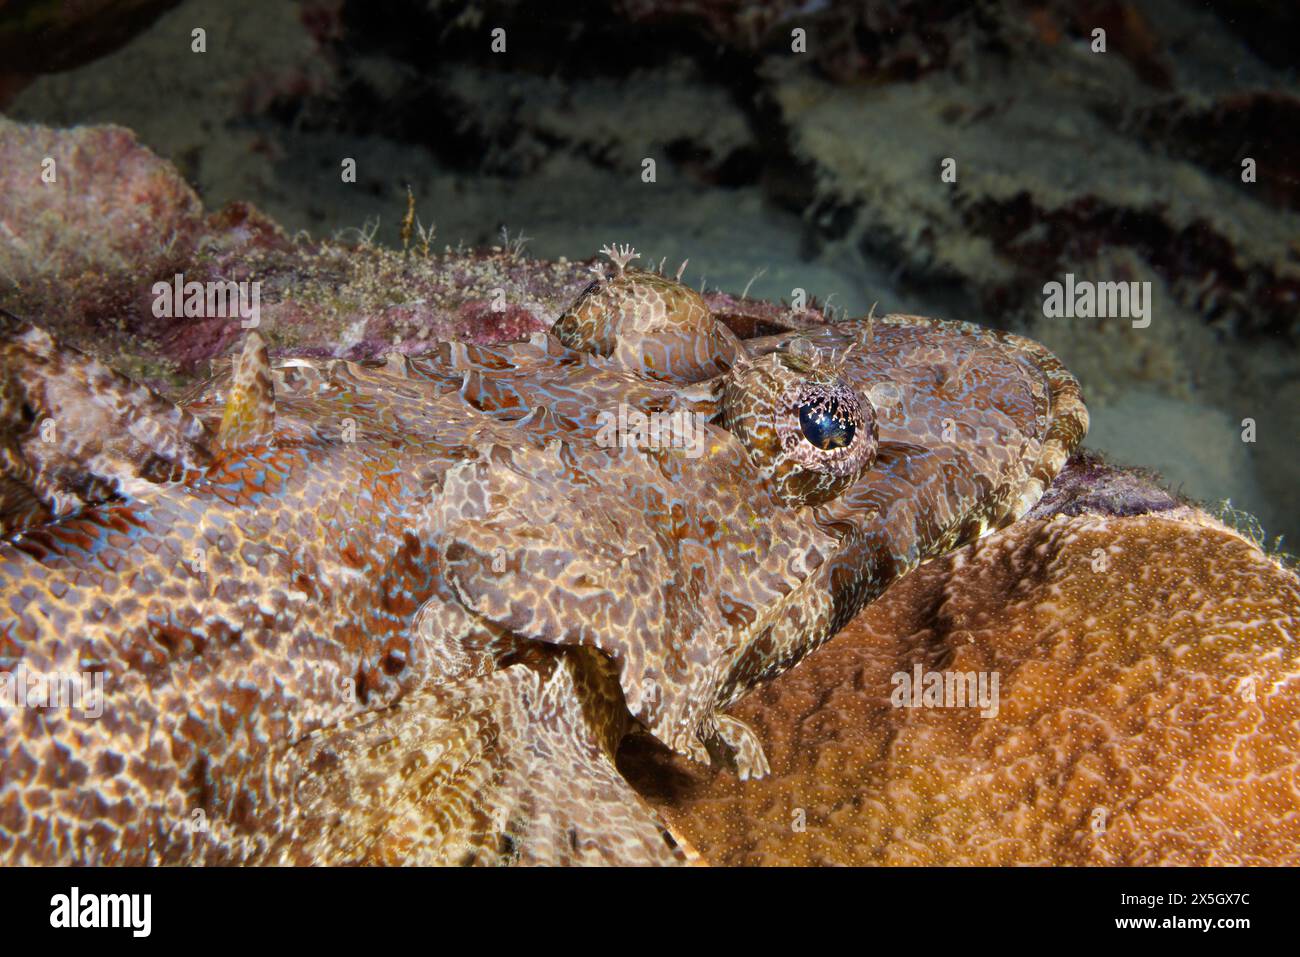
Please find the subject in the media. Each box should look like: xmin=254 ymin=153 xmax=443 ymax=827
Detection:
xmin=0 ymin=257 xmax=1086 ymax=865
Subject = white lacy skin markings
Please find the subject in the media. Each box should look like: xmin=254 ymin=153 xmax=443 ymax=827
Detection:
xmin=0 ymin=248 xmax=1086 ymax=864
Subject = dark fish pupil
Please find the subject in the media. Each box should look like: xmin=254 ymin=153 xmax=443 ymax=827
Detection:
xmin=799 ymin=402 xmax=855 ymax=450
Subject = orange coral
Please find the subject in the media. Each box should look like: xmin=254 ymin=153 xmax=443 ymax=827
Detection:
xmin=626 ymin=510 xmax=1300 ymax=865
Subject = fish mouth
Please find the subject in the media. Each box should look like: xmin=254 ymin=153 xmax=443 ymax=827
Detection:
xmin=711 ymin=312 xmax=1089 ymax=708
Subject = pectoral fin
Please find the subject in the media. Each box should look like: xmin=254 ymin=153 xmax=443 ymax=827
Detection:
xmin=431 ymin=437 xmax=827 ymax=775
xmin=284 ymin=648 xmax=694 ymax=865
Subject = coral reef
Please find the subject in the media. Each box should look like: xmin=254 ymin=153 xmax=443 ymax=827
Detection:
xmin=623 ymin=504 xmax=1300 ymax=865
xmin=0 ymin=116 xmax=821 ymax=396
xmin=2 ymin=27 xmax=1297 ymax=864
xmin=1024 ymin=449 xmax=1180 ymax=520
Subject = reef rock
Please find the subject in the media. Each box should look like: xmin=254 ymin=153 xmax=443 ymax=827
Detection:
xmin=0 ymin=117 xmax=821 ymax=396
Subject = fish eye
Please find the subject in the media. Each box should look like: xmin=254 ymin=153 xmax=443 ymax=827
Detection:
xmin=721 ymin=350 xmax=877 ymax=508
xmin=798 ymin=397 xmax=856 ymax=451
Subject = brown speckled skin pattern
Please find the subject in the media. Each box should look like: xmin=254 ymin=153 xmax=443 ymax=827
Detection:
xmin=0 ymin=260 xmax=1085 ymax=864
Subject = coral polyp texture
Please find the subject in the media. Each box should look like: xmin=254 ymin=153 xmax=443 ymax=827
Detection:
xmin=624 ymin=509 xmax=1300 ymax=865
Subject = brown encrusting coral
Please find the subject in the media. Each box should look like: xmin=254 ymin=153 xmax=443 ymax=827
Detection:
xmin=624 ymin=508 xmax=1300 ymax=865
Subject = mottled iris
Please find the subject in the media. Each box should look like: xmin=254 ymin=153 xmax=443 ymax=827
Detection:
xmin=799 ymin=400 xmax=855 ymax=450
